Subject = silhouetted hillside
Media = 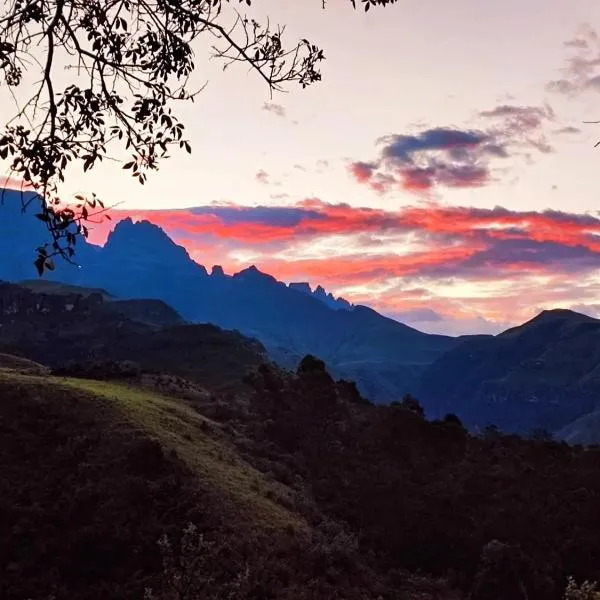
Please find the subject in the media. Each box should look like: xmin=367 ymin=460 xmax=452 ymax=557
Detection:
xmin=0 ymin=281 xmax=266 ymax=392
xmin=418 ymin=308 xmax=600 ymax=433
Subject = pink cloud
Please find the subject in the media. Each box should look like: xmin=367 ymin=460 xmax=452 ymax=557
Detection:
xmin=255 ymin=169 xmax=270 ymax=184
xmin=87 ymin=199 xmax=600 ymax=330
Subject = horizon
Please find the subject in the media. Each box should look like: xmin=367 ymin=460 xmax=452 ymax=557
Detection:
xmin=3 ymin=0 xmax=600 ymax=335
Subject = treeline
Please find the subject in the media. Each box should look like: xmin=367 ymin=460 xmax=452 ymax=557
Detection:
xmin=230 ymin=357 xmax=600 ymax=600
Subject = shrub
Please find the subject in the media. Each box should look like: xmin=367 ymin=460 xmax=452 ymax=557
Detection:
xmin=564 ymin=576 xmax=600 ymax=600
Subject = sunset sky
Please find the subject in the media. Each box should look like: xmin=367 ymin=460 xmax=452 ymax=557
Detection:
xmin=5 ymin=0 xmax=600 ymax=335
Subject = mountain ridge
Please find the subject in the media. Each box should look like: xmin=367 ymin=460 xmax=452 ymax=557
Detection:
xmin=0 ymin=189 xmax=462 ymax=402
xmin=418 ymin=306 xmax=600 ymax=434
xmin=6 ymin=189 xmax=600 ymax=433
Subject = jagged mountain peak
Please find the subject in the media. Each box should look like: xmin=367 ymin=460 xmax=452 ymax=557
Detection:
xmin=104 ymin=217 xmax=208 ymax=276
xmin=107 ymin=217 xmax=173 ymax=244
xmin=233 ymin=265 xmax=278 ymax=284
xmin=211 ymin=265 xmax=226 ymax=277
xmin=288 ymin=280 xmax=352 ymax=311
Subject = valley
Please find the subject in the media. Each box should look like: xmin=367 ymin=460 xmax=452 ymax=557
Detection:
xmin=2 ymin=196 xmax=600 ymax=599
xmin=2 ymin=283 xmax=600 ymax=599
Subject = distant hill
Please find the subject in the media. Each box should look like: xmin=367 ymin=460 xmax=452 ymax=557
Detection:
xmin=556 ymin=409 xmax=600 ymax=446
xmin=418 ymin=308 xmax=600 ymax=433
xmin=0 ymin=281 xmax=266 ymax=392
xmin=0 ymin=189 xmax=460 ymax=402
xmin=16 ymin=279 xmax=114 ymax=299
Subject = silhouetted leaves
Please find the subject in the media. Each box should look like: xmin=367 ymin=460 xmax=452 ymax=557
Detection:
xmin=0 ymin=0 xmax=397 ymax=273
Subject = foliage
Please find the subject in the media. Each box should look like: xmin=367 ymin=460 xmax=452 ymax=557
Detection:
xmin=0 ymin=0 xmax=398 ymax=272
xmin=240 ymin=362 xmax=600 ymax=600
xmin=0 ymin=369 xmax=405 ymax=600
xmin=563 ymin=577 xmax=600 ymax=600
xmin=144 ymin=523 xmax=250 ymax=600
xmin=391 ymin=392 xmax=425 ymax=417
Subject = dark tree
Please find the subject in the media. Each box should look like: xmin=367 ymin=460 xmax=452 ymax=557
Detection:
xmin=0 ymin=0 xmax=399 ymax=273
xmin=398 ymin=393 xmax=425 ymax=418
xmin=470 ymin=540 xmax=529 ymax=600
xmin=297 ymin=354 xmax=327 ymax=375
xmin=443 ymin=412 xmax=464 ymax=428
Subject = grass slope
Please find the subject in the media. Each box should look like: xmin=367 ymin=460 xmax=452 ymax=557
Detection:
xmin=56 ymin=376 xmax=303 ymax=530
xmin=0 ymin=352 xmax=49 ymax=375
xmin=0 ymin=368 xmax=303 ymax=600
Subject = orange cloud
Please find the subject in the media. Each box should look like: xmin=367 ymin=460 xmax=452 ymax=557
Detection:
xmin=85 ymin=199 xmax=600 ymax=332
xmin=92 ymin=200 xmax=600 ymax=263
xmin=259 ymin=244 xmax=484 ymax=286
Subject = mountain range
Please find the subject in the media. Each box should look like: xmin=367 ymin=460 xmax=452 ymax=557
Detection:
xmin=3 ymin=188 xmax=600 ymax=441
xmin=419 ymin=308 xmax=600 ymax=435
xmin=0 ymin=189 xmax=462 ymax=402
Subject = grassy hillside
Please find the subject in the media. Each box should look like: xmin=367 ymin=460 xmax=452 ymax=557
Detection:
xmin=0 ymin=352 xmax=49 ymax=375
xmin=1 ymin=354 xmax=474 ymax=600
xmin=55 ymin=376 xmax=303 ymax=530
xmin=0 ymin=369 xmax=303 ymax=600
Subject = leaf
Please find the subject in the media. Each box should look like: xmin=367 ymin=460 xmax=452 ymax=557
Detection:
xmin=34 ymin=257 xmax=45 ymax=276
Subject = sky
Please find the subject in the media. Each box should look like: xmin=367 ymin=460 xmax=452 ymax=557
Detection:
xmin=5 ymin=0 xmax=600 ymax=335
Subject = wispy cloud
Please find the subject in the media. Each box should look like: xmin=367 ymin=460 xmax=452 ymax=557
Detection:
xmin=255 ymin=169 xmax=270 ymax=184
xmin=262 ymin=102 xmax=286 ymax=118
xmin=547 ymin=24 xmax=600 ymax=96
xmin=555 ymin=125 xmax=582 ymax=135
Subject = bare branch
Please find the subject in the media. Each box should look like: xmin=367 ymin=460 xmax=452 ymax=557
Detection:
xmin=0 ymin=0 xmax=398 ymax=273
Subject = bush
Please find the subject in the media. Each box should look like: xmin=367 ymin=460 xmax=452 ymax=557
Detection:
xmin=564 ymin=577 xmax=600 ymax=600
